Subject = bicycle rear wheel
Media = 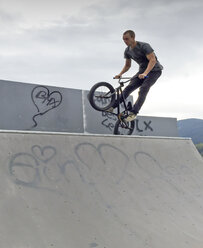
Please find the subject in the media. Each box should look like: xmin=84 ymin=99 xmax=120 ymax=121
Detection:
xmin=114 ymin=119 xmax=135 ymax=135
xmin=88 ymin=82 xmax=116 ymax=111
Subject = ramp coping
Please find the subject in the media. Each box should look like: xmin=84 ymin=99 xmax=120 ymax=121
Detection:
xmin=0 ymin=129 xmax=191 ymax=141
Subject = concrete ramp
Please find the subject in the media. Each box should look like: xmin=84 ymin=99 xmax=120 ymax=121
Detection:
xmin=1 ymin=131 xmax=203 ymax=247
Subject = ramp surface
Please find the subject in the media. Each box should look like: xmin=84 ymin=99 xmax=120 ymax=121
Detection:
xmin=1 ymin=131 xmax=203 ymax=247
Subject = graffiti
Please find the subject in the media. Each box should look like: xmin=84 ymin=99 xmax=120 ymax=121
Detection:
xmin=8 ymin=142 xmax=130 ymax=190
xmin=144 ymin=121 xmax=153 ymax=131
xmin=8 ymin=145 xmax=77 ymax=192
xmin=133 ymin=150 xmax=202 ymax=197
xmin=93 ymin=96 xmax=154 ymax=133
xmin=31 ymin=86 xmax=62 ymax=127
xmin=9 ymin=141 xmax=197 ymax=197
xmin=31 ymin=145 xmax=56 ymax=163
xmin=9 ymin=152 xmax=40 ymax=187
xmin=100 ymin=111 xmax=154 ymax=133
xmin=9 ymin=141 xmax=194 ymax=192
xmin=75 ymin=142 xmax=129 ymax=185
xmin=101 ymin=111 xmax=117 ymax=131
xmin=134 ymin=151 xmax=193 ymax=178
xmin=134 ymin=151 xmax=162 ymax=174
xmin=135 ymin=120 xmax=153 ymax=133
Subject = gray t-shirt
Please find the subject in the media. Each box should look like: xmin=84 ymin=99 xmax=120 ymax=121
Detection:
xmin=124 ymin=41 xmax=163 ymax=72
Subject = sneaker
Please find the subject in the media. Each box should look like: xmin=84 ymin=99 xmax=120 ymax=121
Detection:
xmin=125 ymin=112 xmax=137 ymax=122
xmin=106 ymin=107 xmax=114 ymax=113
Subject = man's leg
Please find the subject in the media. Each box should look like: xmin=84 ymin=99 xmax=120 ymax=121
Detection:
xmin=112 ymin=76 xmax=142 ymax=108
xmin=132 ymin=71 xmax=162 ymax=114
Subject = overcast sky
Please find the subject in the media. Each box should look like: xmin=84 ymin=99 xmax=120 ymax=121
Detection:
xmin=0 ymin=0 xmax=203 ymax=120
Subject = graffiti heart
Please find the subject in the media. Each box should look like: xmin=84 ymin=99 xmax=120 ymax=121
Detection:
xmin=31 ymin=86 xmax=62 ymax=127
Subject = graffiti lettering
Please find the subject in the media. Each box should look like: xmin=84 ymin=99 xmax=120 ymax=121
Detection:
xmin=8 ymin=143 xmax=130 ymax=190
xmin=74 ymin=142 xmax=129 ymax=184
xmin=135 ymin=119 xmax=154 ymax=133
xmin=101 ymin=118 xmax=114 ymax=131
xmin=9 ymin=142 xmax=195 ymax=196
xmin=102 ymin=111 xmax=117 ymax=121
xmin=9 ymin=152 xmax=40 ymax=187
xmin=144 ymin=121 xmax=153 ymax=131
xmin=101 ymin=111 xmax=117 ymax=131
xmin=135 ymin=119 xmax=143 ymax=132
xmin=8 ymin=145 xmax=77 ymax=192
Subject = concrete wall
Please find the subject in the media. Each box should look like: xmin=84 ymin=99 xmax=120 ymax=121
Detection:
xmin=0 ymin=80 xmax=84 ymax=133
xmin=0 ymin=79 xmax=178 ymax=137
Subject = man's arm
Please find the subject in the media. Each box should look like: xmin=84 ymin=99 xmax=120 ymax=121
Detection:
xmin=139 ymin=52 xmax=157 ymax=79
xmin=114 ymin=59 xmax=131 ymax=78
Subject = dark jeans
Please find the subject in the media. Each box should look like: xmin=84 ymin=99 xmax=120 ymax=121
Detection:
xmin=113 ymin=70 xmax=162 ymax=114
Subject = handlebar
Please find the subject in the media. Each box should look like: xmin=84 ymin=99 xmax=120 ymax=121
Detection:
xmin=113 ymin=77 xmax=131 ymax=79
xmin=113 ymin=75 xmax=149 ymax=80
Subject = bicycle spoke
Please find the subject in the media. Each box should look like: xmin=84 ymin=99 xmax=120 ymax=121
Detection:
xmin=93 ymin=87 xmax=113 ymax=109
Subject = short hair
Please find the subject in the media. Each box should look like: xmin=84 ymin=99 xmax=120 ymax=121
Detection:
xmin=123 ymin=30 xmax=135 ymax=38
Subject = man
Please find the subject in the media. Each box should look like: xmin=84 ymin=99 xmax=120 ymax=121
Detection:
xmin=111 ymin=30 xmax=163 ymax=121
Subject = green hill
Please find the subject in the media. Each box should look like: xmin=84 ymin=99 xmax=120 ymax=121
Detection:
xmin=178 ymin=118 xmax=203 ymax=144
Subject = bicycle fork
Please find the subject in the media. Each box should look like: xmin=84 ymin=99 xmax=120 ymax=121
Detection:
xmin=116 ymin=87 xmax=128 ymax=121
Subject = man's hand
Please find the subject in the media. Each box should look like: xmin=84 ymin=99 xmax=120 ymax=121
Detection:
xmin=114 ymin=75 xmax=122 ymax=79
xmin=138 ymin=73 xmax=148 ymax=79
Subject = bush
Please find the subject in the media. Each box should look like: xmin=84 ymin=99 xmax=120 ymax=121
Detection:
xmin=195 ymin=143 xmax=203 ymax=157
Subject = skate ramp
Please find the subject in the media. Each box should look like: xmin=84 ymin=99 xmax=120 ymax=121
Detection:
xmin=1 ymin=131 xmax=203 ymax=247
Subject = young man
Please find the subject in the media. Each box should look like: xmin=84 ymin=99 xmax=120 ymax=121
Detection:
xmin=111 ymin=30 xmax=163 ymax=121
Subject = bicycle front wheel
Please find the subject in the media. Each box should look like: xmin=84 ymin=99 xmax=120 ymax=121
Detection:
xmin=114 ymin=119 xmax=135 ymax=135
xmin=88 ymin=82 xmax=116 ymax=111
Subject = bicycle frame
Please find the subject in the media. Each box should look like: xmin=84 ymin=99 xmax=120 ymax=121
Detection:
xmin=112 ymin=77 xmax=132 ymax=116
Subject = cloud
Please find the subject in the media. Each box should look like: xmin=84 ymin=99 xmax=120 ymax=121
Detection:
xmin=0 ymin=9 xmax=23 ymax=34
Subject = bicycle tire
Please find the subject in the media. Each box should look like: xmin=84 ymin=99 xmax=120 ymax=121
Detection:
xmin=88 ymin=82 xmax=116 ymax=111
xmin=114 ymin=119 xmax=135 ymax=135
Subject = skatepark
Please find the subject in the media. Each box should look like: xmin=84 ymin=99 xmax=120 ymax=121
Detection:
xmin=1 ymin=79 xmax=203 ymax=247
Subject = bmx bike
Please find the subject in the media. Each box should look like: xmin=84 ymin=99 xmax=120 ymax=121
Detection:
xmin=88 ymin=77 xmax=135 ymax=135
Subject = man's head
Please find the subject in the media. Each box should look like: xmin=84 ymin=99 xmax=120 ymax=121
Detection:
xmin=123 ymin=30 xmax=136 ymax=46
